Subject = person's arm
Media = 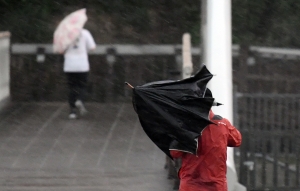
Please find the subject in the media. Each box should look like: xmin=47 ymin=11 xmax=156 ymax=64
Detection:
xmin=85 ymin=30 xmax=96 ymax=51
xmin=224 ymin=118 xmax=242 ymax=147
xmin=169 ymin=140 xmax=187 ymax=158
xmin=170 ymin=150 xmax=184 ymax=158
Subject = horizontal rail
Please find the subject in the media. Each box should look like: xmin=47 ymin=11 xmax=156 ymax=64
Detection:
xmin=236 ymin=93 xmax=300 ymax=98
xmin=236 ymin=151 xmax=297 ymax=172
xmin=250 ymin=46 xmax=300 ymax=59
xmin=11 ymin=44 xmax=202 ymax=56
xmin=10 ymin=44 xmax=300 ymax=60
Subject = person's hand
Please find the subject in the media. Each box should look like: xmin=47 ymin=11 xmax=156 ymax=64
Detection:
xmin=89 ymin=46 xmax=96 ymax=52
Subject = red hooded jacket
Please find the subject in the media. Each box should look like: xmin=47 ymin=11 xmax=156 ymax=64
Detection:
xmin=170 ymin=111 xmax=242 ymax=191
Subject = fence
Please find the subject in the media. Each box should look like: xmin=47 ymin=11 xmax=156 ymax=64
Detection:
xmin=10 ymin=44 xmax=204 ymax=102
xmin=10 ymin=43 xmax=300 ymax=190
xmin=10 ymin=44 xmax=300 ymax=102
xmin=235 ymin=93 xmax=300 ymax=191
xmin=0 ymin=31 xmax=10 ymax=108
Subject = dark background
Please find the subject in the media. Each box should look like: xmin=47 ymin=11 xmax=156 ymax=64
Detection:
xmin=2 ymin=0 xmax=300 ymax=101
xmin=2 ymin=0 xmax=300 ymax=47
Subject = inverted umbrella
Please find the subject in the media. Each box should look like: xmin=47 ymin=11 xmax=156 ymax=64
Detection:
xmin=127 ymin=65 xmax=218 ymax=158
xmin=53 ymin=8 xmax=87 ymax=53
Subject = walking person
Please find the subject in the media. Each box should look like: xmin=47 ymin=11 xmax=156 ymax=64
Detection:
xmin=63 ymin=28 xmax=96 ymax=119
xmin=170 ymin=110 xmax=242 ymax=191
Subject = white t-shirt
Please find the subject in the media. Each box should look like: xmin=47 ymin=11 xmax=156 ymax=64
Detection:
xmin=63 ymin=29 xmax=96 ymax=72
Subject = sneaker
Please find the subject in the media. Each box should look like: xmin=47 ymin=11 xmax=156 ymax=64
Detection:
xmin=75 ymin=100 xmax=87 ymax=116
xmin=69 ymin=113 xmax=77 ymax=119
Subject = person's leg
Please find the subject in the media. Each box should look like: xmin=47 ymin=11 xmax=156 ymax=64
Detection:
xmin=75 ymin=72 xmax=88 ymax=115
xmin=66 ymin=72 xmax=78 ymax=118
xmin=77 ymin=72 xmax=89 ymax=102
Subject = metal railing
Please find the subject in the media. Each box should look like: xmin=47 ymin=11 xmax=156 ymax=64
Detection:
xmin=0 ymin=31 xmax=10 ymax=108
xmin=9 ymin=43 xmax=300 ymax=190
xmin=235 ymin=93 xmax=300 ymax=190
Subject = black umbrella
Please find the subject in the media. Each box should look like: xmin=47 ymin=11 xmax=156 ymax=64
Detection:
xmin=126 ymin=65 xmax=218 ymax=158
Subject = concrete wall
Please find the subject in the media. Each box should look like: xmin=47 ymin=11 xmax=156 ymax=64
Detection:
xmin=0 ymin=31 xmax=10 ymax=107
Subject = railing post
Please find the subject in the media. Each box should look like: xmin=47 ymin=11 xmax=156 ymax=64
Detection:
xmin=239 ymin=129 xmax=249 ymax=187
xmin=237 ymin=45 xmax=249 ymax=93
xmin=105 ymin=47 xmax=116 ymax=102
xmin=296 ymin=136 xmax=300 ymax=187
xmin=182 ymin=33 xmax=193 ymax=79
xmin=0 ymin=31 xmax=11 ymax=108
xmin=170 ymin=47 xmax=182 ymax=80
xmin=36 ymin=47 xmax=46 ymax=101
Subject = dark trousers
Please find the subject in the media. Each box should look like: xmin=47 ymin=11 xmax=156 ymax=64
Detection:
xmin=65 ymin=72 xmax=89 ymax=109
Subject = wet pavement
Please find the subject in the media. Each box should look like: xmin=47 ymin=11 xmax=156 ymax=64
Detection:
xmin=0 ymin=102 xmax=174 ymax=191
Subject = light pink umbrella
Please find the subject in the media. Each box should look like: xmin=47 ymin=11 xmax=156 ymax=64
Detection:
xmin=53 ymin=8 xmax=87 ymax=53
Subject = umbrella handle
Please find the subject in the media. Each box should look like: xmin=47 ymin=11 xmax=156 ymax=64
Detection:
xmin=125 ymin=82 xmax=134 ymax=89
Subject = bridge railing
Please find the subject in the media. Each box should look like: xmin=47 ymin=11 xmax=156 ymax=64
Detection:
xmin=0 ymin=31 xmax=10 ymax=109
xmin=235 ymin=93 xmax=300 ymax=190
xmin=9 ymin=43 xmax=300 ymax=191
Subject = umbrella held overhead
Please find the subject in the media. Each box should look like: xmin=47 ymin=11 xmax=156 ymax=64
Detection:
xmin=53 ymin=8 xmax=87 ymax=53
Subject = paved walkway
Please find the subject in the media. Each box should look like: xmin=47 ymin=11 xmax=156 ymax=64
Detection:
xmin=0 ymin=102 xmax=174 ymax=191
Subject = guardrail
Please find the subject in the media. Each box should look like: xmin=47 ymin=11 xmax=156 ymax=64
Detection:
xmin=9 ymin=42 xmax=300 ymax=191
xmin=0 ymin=31 xmax=10 ymax=108
xmin=11 ymin=43 xmax=300 ymax=60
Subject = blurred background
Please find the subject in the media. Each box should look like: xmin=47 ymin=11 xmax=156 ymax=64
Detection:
xmin=1 ymin=0 xmax=300 ymax=101
xmin=2 ymin=0 xmax=300 ymax=46
xmin=0 ymin=0 xmax=300 ymax=191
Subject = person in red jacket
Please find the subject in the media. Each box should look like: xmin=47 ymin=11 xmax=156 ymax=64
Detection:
xmin=170 ymin=110 xmax=242 ymax=191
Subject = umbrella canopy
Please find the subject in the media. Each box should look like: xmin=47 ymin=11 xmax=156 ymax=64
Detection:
xmin=130 ymin=65 xmax=217 ymax=158
xmin=53 ymin=8 xmax=87 ymax=53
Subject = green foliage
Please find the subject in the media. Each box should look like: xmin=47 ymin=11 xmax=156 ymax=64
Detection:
xmin=1 ymin=0 xmax=300 ymax=47
xmin=232 ymin=0 xmax=300 ymax=47
xmin=0 ymin=0 xmax=64 ymax=43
